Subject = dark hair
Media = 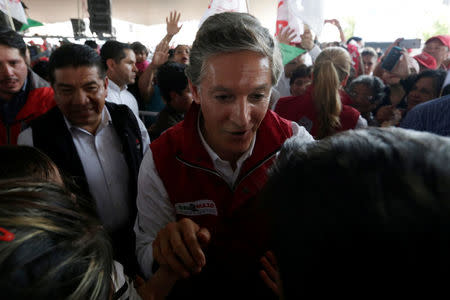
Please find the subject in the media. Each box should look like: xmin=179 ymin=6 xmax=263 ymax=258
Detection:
xmin=410 ymin=69 xmax=447 ymax=96
xmin=0 ymin=29 xmax=26 ymax=58
xmin=84 ymin=40 xmax=98 ymax=50
xmin=100 ymin=40 xmax=131 ymax=70
xmin=0 ymin=181 xmax=113 ymax=299
xmin=32 ymin=60 xmax=50 ymax=81
xmin=265 ymin=127 xmax=450 ymax=298
xmin=131 ymin=41 xmax=148 ymax=55
xmin=168 ymin=48 xmax=175 ymax=60
xmin=289 ymin=64 xmax=312 ymax=86
xmin=346 ymin=36 xmax=362 ymax=45
xmin=156 ymin=61 xmax=188 ymax=103
xmin=0 ymin=145 xmax=57 ymax=181
xmin=48 ymin=44 xmax=105 ymax=84
xmin=347 ymin=75 xmax=386 ymax=103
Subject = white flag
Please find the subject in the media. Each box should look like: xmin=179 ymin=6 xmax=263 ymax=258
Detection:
xmin=199 ymin=0 xmax=248 ymax=27
xmin=0 ymin=0 xmax=27 ymax=24
xmin=276 ymin=0 xmax=324 ymax=43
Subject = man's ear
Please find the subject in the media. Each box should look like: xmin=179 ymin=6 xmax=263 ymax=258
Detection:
xmin=103 ymin=77 xmax=109 ymax=98
xmin=106 ymin=58 xmax=115 ymax=71
xmin=189 ymin=79 xmax=201 ymax=104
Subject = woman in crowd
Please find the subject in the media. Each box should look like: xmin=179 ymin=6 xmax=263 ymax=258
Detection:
xmin=275 ymin=47 xmax=366 ymax=139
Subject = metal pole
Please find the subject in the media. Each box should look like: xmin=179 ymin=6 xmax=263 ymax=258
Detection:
xmin=245 ymin=0 xmax=250 ymax=13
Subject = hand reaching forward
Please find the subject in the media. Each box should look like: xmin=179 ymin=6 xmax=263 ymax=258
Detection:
xmin=166 ymin=10 xmax=182 ymax=37
xmin=150 ymin=39 xmax=170 ymax=69
xmin=153 ymin=218 xmax=211 ymax=279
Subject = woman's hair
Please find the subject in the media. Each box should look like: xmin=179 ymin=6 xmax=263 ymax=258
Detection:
xmin=0 ymin=145 xmax=58 ymax=181
xmin=312 ymin=47 xmax=351 ymax=139
xmin=0 ymin=181 xmax=113 ymax=300
xmin=347 ymin=75 xmax=386 ymax=103
xmin=185 ymin=12 xmax=282 ymax=87
xmin=265 ymin=127 xmax=450 ymax=298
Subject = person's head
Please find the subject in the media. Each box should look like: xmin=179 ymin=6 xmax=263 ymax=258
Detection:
xmin=49 ymin=44 xmax=107 ymax=134
xmin=0 ymin=145 xmax=62 ymax=185
xmin=84 ymin=40 xmax=98 ymax=50
xmin=289 ymin=64 xmax=312 ymax=96
xmin=423 ymin=35 xmax=450 ymax=67
xmin=284 ymin=53 xmax=305 ymax=78
xmin=265 ymin=127 xmax=450 ymax=299
xmin=347 ymin=75 xmax=385 ymax=113
xmin=131 ymin=41 xmax=148 ymax=63
xmin=0 ymin=181 xmax=113 ymax=299
xmin=346 ymin=36 xmax=364 ymax=48
xmin=406 ymin=69 xmax=447 ymax=112
xmin=185 ymin=12 xmax=282 ymax=164
xmin=312 ymin=46 xmax=351 ymax=139
xmin=361 ymin=47 xmax=377 ymax=75
xmin=32 ymin=59 xmax=50 ymax=82
xmin=156 ymin=61 xmax=192 ymax=113
xmin=172 ymin=44 xmax=190 ymax=65
xmin=0 ymin=30 xmax=28 ymax=101
xmin=100 ymin=40 xmax=137 ymax=87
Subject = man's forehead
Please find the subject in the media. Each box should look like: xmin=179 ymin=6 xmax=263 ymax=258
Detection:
xmin=54 ymin=65 xmax=103 ymax=83
xmin=426 ymin=39 xmax=445 ymax=47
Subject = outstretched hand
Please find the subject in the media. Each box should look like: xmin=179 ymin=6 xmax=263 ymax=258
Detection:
xmin=166 ymin=10 xmax=182 ymax=37
xmin=260 ymin=251 xmax=280 ymax=296
xmin=277 ymin=26 xmax=297 ymax=45
xmin=150 ymin=39 xmax=170 ymax=69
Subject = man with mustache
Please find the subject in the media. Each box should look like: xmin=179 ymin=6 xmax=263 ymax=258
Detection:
xmin=0 ymin=30 xmax=55 ymax=145
xmin=18 ymin=44 xmax=150 ymax=276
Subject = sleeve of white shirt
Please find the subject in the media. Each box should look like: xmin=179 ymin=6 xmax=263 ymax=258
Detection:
xmin=354 ymin=115 xmax=368 ymax=129
xmin=291 ymin=121 xmax=315 ymax=142
xmin=17 ymin=127 xmax=34 ymax=146
xmin=134 ymin=148 xmax=176 ymax=279
xmin=308 ymin=45 xmax=322 ymax=63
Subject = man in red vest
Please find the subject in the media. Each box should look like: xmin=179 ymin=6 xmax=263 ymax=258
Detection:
xmin=0 ymin=30 xmax=54 ymax=145
xmin=134 ymin=12 xmax=313 ymax=299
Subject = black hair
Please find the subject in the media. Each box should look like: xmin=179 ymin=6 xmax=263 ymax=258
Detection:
xmin=0 ymin=145 xmax=56 ymax=181
xmin=100 ymin=40 xmax=132 ymax=70
xmin=264 ymin=127 xmax=450 ymax=298
xmin=0 ymin=29 xmax=26 ymax=58
xmin=346 ymin=36 xmax=362 ymax=45
xmin=131 ymin=41 xmax=148 ymax=55
xmin=156 ymin=61 xmax=188 ymax=103
xmin=32 ymin=60 xmax=50 ymax=81
xmin=84 ymin=40 xmax=98 ymax=50
xmin=289 ymin=64 xmax=312 ymax=86
xmin=48 ymin=44 xmax=105 ymax=84
xmin=347 ymin=75 xmax=386 ymax=103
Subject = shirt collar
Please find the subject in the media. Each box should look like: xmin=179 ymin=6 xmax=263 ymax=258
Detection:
xmin=63 ymin=106 xmax=112 ymax=135
xmin=196 ymin=110 xmax=256 ymax=167
xmin=108 ymin=78 xmax=127 ymax=92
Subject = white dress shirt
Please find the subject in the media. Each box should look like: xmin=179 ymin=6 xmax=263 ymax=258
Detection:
xmin=134 ymin=116 xmax=314 ymax=278
xmin=18 ymin=107 xmax=150 ymax=232
xmin=107 ymin=79 xmax=140 ymax=119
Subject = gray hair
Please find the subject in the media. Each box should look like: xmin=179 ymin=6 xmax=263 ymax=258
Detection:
xmin=347 ymin=75 xmax=386 ymax=103
xmin=185 ymin=12 xmax=282 ymax=86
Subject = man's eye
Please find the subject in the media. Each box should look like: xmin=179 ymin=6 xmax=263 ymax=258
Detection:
xmin=86 ymin=86 xmax=98 ymax=92
xmin=215 ymin=95 xmax=231 ymax=101
xmin=250 ymin=94 xmax=265 ymax=101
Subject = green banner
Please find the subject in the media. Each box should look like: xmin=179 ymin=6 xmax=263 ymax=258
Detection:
xmin=279 ymin=43 xmax=306 ymax=65
xmin=20 ymin=18 xmax=43 ymax=31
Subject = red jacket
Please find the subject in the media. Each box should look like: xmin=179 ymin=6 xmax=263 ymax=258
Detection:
xmin=150 ymin=103 xmax=293 ymax=299
xmin=275 ymin=85 xmax=360 ymax=138
xmin=0 ymin=71 xmax=55 ymax=145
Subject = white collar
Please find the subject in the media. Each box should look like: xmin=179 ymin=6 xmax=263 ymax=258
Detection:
xmin=63 ymin=106 xmax=111 ymax=135
xmin=108 ymin=78 xmax=127 ymax=92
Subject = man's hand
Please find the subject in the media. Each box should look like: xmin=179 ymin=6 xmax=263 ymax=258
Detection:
xmin=277 ymin=26 xmax=297 ymax=45
xmin=166 ymin=10 xmax=182 ymax=37
xmin=260 ymin=251 xmax=280 ymax=296
xmin=153 ymin=218 xmax=211 ymax=279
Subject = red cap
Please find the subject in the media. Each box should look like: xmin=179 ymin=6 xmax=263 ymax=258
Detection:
xmin=414 ymin=52 xmax=437 ymax=70
xmin=425 ymin=35 xmax=450 ymax=48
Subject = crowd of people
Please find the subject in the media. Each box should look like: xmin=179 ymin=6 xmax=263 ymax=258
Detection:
xmin=0 ymin=8 xmax=450 ymax=300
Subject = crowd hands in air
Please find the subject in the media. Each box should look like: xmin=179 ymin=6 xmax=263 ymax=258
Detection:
xmin=1 ymin=8 xmax=450 ymax=300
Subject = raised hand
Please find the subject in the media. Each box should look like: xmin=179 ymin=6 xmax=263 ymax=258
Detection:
xmin=277 ymin=26 xmax=297 ymax=45
xmin=166 ymin=10 xmax=182 ymax=37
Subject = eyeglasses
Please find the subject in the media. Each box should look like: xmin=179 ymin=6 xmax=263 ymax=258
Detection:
xmin=349 ymin=91 xmax=375 ymax=103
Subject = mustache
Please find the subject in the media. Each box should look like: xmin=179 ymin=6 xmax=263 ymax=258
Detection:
xmin=0 ymin=76 xmax=19 ymax=82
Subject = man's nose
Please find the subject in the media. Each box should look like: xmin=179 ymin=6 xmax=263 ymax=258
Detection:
xmin=73 ymin=89 xmax=89 ymax=105
xmin=0 ymin=63 xmax=14 ymax=76
xmin=230 ymin=98 xmax=251 ymax=127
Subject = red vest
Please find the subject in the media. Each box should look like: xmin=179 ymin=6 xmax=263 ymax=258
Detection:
xmin=151 ymin=103 xmax=292 ymax=298
xmin=0 ymin=71 xmax=55 ymax=145
xmin=274 ymin=85 xmax=360 ymax=138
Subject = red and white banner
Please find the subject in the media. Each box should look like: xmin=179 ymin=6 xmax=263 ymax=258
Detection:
xmin=276 ymin=0 xmax=324 ymax=43
xmin=199 ymin=0 xmax=248 ymax=27
xmin=0 ymin=0 xmax=27 ymax=24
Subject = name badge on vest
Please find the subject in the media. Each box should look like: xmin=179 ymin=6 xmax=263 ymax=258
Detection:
xmin=175 ymin=200 xmax=218 ymax=216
